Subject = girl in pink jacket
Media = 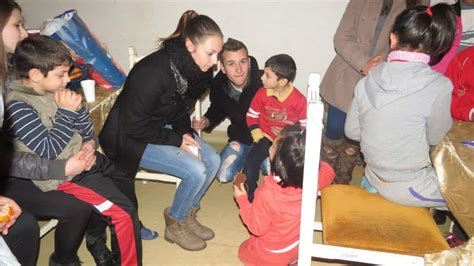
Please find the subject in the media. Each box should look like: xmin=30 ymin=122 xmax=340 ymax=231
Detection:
xmin=233 ymin=125 xmax=334 ymax=265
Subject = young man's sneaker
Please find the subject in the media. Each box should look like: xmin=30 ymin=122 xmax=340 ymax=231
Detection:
xmin=141 ymin=225 xmax=159 ymax=240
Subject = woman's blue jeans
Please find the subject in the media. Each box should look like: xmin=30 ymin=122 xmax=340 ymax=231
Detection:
xmin=139 ymin=134 xmax=220 ymax=221
xmin=217 ymin=141 xmax=270 ymax=183
xmin=325 ymin=104 xmax=347 ymax=140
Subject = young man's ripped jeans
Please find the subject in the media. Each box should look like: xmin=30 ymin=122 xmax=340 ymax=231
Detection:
xmin=217 ymin=141 xmax=269 ymax=183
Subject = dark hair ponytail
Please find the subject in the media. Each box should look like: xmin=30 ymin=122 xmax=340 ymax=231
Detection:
xmin=271 ymin=124 xmax=306 ymax=189
xmin=392 ymin=3 xmax=457 ymax=64
xmin=160 ymin=10 xmax=222 ymax=45
xmin=160 ymin=10 xmax=198 ymax=43
xmin=181 ymin=15 xmax=223 ymax=44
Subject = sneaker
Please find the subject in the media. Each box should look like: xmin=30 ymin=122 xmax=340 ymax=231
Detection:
xmin=360 ymin=175 xmax=378 ymax=193
xmin=86 ymin=234 xmax=114 ymax=266
xmin=141 ymin=225 xmax=159 ymax=240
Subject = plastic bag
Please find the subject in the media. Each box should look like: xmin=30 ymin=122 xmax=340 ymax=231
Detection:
xmin=67 ymin=60 xmax=91 ymax=91
xmin=41 ymin=10 xmax=126 ymax=90
xmin=0 ymin=237 xmax=20 ymax=266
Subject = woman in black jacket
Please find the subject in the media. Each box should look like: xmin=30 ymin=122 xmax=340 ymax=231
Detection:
xmin=100 ymin=11 xmax=223 ymax=251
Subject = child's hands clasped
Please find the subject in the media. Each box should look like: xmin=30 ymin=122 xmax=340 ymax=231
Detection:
xmin=54 ymin=89 xmax=82 ymax=111
xmin=233 ymin=182 xmax=247 ymax=199
xmin=65 ymin=149 xmax=96 ymax=177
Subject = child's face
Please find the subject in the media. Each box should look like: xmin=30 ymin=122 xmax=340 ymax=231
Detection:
xmin=261 ymin=67 xmax=287 ymax=90
xmin=36 ymin=65 xmax=71 ymax=94
xmin=1 ymin=8 xmax=28 ymax=54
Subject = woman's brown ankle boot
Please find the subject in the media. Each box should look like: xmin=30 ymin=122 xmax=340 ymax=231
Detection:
xmin=185 ymin=207 xmax=215 ymax=240
xmin=163 ymin=208 xmax=206 ymax=251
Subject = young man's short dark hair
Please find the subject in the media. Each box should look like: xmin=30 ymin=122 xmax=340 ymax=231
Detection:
xmin=264 ymin=54 xmax=297 ymax=83
xmin=14 ymin=35 xmax=72 ymax=79
xmin=218 ymin=38 xmax=248 ymax=62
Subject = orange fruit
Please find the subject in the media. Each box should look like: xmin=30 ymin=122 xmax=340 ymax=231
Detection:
xmin=0 ymin=204 xmax=13 ymax=223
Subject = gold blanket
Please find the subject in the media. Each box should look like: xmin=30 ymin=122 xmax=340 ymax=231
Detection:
xmin=431 ymin=121 xmax=474 ymax=238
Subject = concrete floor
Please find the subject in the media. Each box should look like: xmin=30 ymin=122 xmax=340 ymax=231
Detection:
xmin=36 ymin=132 xmax=446 ymax=265
xmin=36 ymin=167 xmax=365 ymax=266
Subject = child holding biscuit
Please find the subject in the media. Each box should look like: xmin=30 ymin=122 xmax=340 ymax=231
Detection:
xmin=233 ymin=124 xmax=334 ymax=265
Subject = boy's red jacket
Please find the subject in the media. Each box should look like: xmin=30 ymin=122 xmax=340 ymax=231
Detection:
xmin=246 ymin=87 xmax=307 ymax=142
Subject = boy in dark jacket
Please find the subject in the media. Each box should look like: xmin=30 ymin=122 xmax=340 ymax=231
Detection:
xmin=192 ymin=38 xmax=265 ymax=183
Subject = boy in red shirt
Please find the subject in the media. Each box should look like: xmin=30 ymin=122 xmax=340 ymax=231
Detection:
xmin=243 ymin=54 xmax=307 ymax=202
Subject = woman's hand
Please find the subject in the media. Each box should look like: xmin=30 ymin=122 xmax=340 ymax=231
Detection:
xmin=180 ymin=133 xmax=201 ymax=159
xmin=81 ymin=140 xmax=96 ymax=153
xmin=80 ymin=140 xmax=97 ymax=171
xmin=0 ymin=196 xmax=22 ymax=235
xmin=233 ymin=182 xmax=247 ymax=198
xmin=191 ymin=116 xmax=209 ymax=130
xmin=65 ymin=149 xmax=96 ymax=177
xmin=361 ymin=55 xmax=383 ymax=76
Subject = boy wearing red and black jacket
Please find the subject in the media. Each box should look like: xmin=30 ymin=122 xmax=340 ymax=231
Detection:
xmin=243 ymin=54 xmax=307 ymax=202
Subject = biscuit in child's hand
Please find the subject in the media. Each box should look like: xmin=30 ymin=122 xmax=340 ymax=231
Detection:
xmin=0 ymin=204 xmax=13 ymax=223
xmin=233 ymin=173 xmax=247 ymax=187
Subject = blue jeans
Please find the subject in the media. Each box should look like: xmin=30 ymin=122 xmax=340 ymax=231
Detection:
xmin=325 ymin=105 xmax=347 ymax=140
xmin=217 ymin=141 xmax=271 ymax=183
xmin=139 ymin=134 xmax=220 ymax=221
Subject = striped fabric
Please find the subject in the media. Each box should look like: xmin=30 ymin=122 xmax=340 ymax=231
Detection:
xmin=5 ymin=101 xmax=93 ymax=159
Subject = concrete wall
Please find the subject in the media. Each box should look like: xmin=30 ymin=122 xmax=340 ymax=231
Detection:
xmin=18 ymin=0 xmax=348 ymax=130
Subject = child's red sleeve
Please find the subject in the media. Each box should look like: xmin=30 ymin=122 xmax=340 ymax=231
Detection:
xmin=318 ymin=161 xmax=335 ymax=191
xmin=446 ymin=52 xmax=474 ymax=121
xmin=236 ymin=186 xmax=273 ymax=236
xmin=297 ymin=94 xmax=308 ymax=127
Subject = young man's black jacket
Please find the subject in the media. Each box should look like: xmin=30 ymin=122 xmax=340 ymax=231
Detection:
xmin=204 ymin=56 xmax=263 ymax=145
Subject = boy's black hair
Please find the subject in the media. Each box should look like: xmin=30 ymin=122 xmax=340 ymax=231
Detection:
xmin=271 ymin=124 xmax=305 ymax=189
xmin=14 ymin=35 xmax=73 ymax=79
xmin=264 ymin=54 xmax=297 ymax=83
xmin=218 ymin=38 xmax=248 ymax=62
xmin=392 ymin=3 xmax=457 ymax=64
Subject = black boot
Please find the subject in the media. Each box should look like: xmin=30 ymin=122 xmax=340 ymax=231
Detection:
xmin=85 ymin=233 xmax=114 ymax=266
xmin=49 ymin=253 xmax=81 ymax=266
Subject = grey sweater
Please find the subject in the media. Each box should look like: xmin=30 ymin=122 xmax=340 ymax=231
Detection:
xmin=345 ymin=61 xmax=453 ymax=182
